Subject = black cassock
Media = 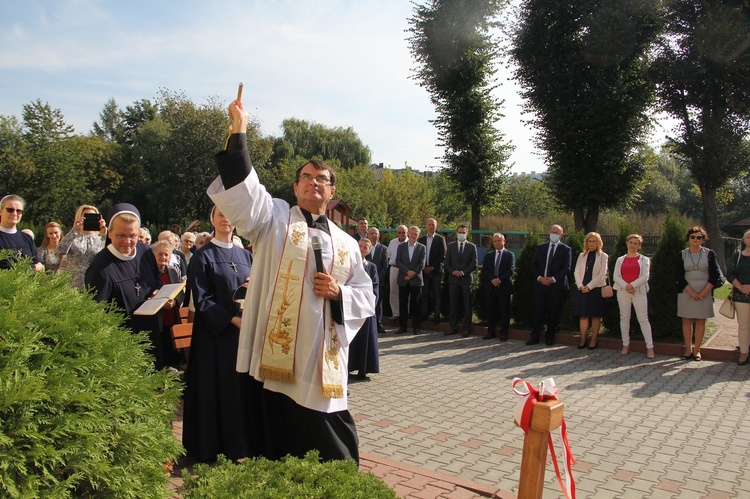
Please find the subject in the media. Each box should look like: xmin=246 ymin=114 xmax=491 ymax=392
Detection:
xmin=182 ymin=240 xmax=252 ymax=461
xmin=348 ymin=260 xmax=380 ymax=376
xmin=84 ymin=243 xmax=162 ymax=365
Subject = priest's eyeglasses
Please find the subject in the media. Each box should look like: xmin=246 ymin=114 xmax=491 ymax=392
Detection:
xmin=299 ymin=173 xmax=331 ymax=185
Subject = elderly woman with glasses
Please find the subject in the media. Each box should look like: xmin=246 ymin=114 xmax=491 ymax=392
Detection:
xmin=675 ymin=226 xmax=724 ymax=361
xmin=0 ymin=194 xmax=43 ymax=271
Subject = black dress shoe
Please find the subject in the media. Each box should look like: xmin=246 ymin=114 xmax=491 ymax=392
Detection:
xmin=413 ymin=329 xmax=421 ymax=335
xmin=397 ymin=328 xmax=407 ymax=334
xmin=483 ymin=333 xmax=496 ymax=340
xmin=526 ymin=339 xmax=540 ymax=345
xmin=445 ymin=329 xmax=458 ymax=336
xmin=500 ymin=332 xmax=508 ymax=342
xmin=546 ymin=339 xmax=554 ymax=346
xmin=462 ymin=330 xmax=471 ymax=337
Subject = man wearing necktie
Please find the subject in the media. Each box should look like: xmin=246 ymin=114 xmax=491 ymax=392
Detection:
xmin=527 ymin=224 xmax=572 ymax=346
xmin=418 ymin=217 xmax=447 ymax=324
xmin=481 ymin=233 xmax=515 ymax=341
xmin=444 ymin=225 xmax=478 ymax=336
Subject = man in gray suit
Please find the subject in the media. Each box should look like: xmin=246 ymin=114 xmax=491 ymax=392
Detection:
xmin=366 ymin=227 xmax=389 ymax=334
xmin=444 ymin=225 xmax=477 ymax=336
xmin=396 ymin=226 xmax=426 ymax=334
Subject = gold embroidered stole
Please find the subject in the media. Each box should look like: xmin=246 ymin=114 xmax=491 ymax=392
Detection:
xmin=258 ymin=208 xmax=352 ymax=399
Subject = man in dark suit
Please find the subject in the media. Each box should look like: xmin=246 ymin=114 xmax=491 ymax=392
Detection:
xmin=444 ymin=225 xmax=477 ymax=336
xmin=366 ymin=227 xmax=389 ymax=334
xmin=527 ymin=224 xmax=572 ymax=346
xmin=418 ymin=217 xmax=447 ymax=324
xmin=396 ymin=226 xmax=426 ymax=334
xmin=481 ymin=233 xmax=515 ymax=341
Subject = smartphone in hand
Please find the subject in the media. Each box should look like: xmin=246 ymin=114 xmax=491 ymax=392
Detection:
xmin=83 ymin=213 xmax=102 ymax=232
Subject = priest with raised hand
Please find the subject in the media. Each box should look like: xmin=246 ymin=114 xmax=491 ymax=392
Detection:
xmin=207 ymin=96 xmax=375 ymax=464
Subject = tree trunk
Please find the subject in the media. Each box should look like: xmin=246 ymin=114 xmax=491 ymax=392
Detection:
xmin=573 ymin=207 xmax=599 ymax=234
xmin=573 ymin=207 xmax=584 ymax=233
xmin=699 ymin=183 xmax=726 ymax=273
xmin=471 ymin=202 xmax=481 ymax=245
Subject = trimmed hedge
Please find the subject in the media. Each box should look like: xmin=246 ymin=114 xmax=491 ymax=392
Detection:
xmin=0 ymin=254 xmax=183 ymax=497
xmin=182 ymin=452 xmax=398 ymax=498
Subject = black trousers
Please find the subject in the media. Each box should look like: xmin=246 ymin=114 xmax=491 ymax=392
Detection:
xmin=448 ymin=279 xmax=472 ymax=329
xmin=530 ymin=287 xmax=565 ymax=341
xmin=399 ymin=284 xmax=423 ymax=330
xmin=421 ymin=270 xmax=442 ymax=320
xmin=486 ymin=288 xmax=511 ymax=335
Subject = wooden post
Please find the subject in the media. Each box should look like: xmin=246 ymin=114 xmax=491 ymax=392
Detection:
xmin=517 ymin=399 xmax=565 ymax=499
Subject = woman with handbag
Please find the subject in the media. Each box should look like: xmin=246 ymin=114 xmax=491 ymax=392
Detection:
xmin=574 ymin=232 xmax=608 ymax=349
xmin=727 ymin=229 xmax=750 ymax=365
xmin=613 ymin=234 xmax=654 ymax=358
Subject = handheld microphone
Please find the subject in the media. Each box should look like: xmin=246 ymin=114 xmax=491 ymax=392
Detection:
xmin=311 ymin=236 xmax=325 ymax=274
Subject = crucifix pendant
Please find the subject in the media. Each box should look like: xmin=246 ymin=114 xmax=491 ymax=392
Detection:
xmin=229 ymin=262 xmax=238 ymax=273
xmin=134 ymin=282 xmax=141 ymax=297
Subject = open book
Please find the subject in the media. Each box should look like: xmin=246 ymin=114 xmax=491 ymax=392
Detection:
xmin=133 ymin=282 xmax=186 ymax=316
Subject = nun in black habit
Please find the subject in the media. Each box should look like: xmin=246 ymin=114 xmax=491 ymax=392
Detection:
xmin=182 ymin=205 xmax=254 ymax=462
xmin=84 ymin=203 xmax=163 ymax=366
xmin=348 ymin=238 xmax=380 ymax=380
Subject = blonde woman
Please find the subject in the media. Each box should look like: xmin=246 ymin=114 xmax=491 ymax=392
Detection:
xmin=37 ymin=222 xmax=63 ymax=272
xmin=574 ymin=232 xmax=608 ymax=349
xmin=726 ymin=229 xmax=750 ymax=365
xmin=57 ymin=204 xmax=107 ymax=290
xmin=613 ymin=234 xmax=654 ymax=358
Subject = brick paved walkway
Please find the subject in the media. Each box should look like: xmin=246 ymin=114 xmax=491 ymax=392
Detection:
xmin=171 ymin=298 xmax=748 ymax=498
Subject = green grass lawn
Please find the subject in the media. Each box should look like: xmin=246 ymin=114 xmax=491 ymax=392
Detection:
xmin=714 ymin=283 xmax=732 ymax=300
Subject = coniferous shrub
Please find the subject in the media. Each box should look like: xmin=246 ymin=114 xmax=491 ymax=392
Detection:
xmin=511 ymin=232 xmax=542 ymax=327
xmin=649 ymin=213 xmax=687 ymax=340
xmin=182 ymin=452 xmax=398 ymax=498
xmin=0 ymin=256 xmax=183 ymax=498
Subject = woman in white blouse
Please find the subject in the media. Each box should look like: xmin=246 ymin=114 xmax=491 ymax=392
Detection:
xmin=573 ymin=232 xmax=609 ymax=349
xmin=612 ymin=234 xmax=654 ymax=358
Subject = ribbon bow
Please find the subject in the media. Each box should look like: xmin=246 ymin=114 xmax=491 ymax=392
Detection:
xmin=513 ymin=377 xmax=576 ymax=499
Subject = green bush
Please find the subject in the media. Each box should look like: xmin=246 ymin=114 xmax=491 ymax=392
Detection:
xmin=182 ymin=452 xmax=397 ymax=499
xmin=649 ymin=213 xmax=687 ymax=340
xmin=0 ymin=255 xmax=183 ymax=498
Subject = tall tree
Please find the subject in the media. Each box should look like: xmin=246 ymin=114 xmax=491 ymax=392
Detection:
xmin=408 ymin=0 xmax=512 ymax=238
xmin=652 ymin=0 xmax=750 ymax=269
xmin=512 ymin=0 xmax=662 ymax=233
xmin=271 ymin=118 xmax=371 ymax=169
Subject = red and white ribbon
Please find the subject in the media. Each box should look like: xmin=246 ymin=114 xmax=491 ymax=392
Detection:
xmin=513 ymin=377 xmax=576 ymax=499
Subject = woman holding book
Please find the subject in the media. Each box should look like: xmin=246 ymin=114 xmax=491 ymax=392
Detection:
xmin=151 ymin=240 xmax=185 ymax=369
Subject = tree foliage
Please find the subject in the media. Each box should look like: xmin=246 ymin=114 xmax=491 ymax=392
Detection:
xmin=652 ymin=0 xmax=750 ymax=269
xmin=271 ymin=118 xmax=371 ymax=170
xmin=408 ymin=0 xmax=512 ymax=235
xmin=512 ymin=0 xmax=662 ymax=233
